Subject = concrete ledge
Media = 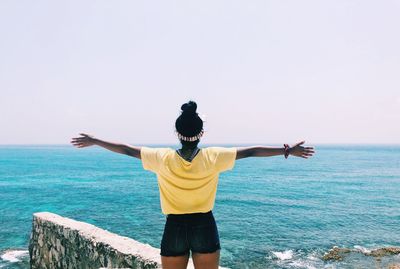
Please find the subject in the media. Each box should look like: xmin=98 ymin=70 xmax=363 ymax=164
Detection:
xmin=29 ymin=212 xmax=229 ymax=269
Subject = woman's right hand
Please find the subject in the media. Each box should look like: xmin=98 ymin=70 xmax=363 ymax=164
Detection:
xmin=71 ymin=133 xmax=96 ymax=148
xmin=289 ymin=141 xmax=315 ymax=159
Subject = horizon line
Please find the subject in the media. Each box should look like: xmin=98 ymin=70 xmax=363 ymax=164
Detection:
xmin=1 ymin=142 xmax=400 ymax=146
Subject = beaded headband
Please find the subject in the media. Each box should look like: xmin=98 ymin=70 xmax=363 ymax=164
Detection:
xmin=176 ymin=129 xmax=204 ymax=142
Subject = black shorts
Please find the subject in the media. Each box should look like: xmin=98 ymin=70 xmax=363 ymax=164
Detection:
xmin=160 ymin=210 xmax=221 ymax=257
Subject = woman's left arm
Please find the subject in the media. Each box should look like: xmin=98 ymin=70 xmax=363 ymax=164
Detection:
xmin=71 ymin=133 xmax=141 ymax=159
xmin=236 ymin=141 xmax=315 ymax=160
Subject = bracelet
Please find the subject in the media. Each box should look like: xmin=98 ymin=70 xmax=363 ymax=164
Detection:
xmin=283 ymin=144 xmax=290 ymax=159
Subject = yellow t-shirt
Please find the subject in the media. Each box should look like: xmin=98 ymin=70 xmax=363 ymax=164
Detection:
xmin=140 ymin=146 xmax=237 ymax=215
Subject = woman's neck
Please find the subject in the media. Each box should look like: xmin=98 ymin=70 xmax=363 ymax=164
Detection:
xmin=180 ymin=145 xmax=199 ymax=151
xmin=178 ymin=145 xmax=200 ymax=161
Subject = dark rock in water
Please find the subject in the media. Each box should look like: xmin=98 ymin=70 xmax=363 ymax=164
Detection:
xmin=323 ymin=246 xmax=400 ymax=261
xmin=322 ymin=246 xmax=352 ymax=261
xmin=368 ymin=247 xmax=400 ymax=258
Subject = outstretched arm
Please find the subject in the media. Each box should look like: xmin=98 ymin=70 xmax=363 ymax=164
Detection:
xmin=71 ymin=133 xmax=141 ymax=159
xmin=236 ymin=141 xmax=315 ymax=160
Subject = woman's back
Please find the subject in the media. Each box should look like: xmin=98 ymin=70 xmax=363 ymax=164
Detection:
xmin=141 ymin=146 xmax=237 ymax=215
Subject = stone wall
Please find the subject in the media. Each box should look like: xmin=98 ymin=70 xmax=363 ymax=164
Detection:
xmin=29 ymin=212 xmax=229 ymax=269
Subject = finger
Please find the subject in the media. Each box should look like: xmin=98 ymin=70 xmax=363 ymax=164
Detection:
xmin=72 ymin=142 xmax=83 ymax=147
xmin=72 ymin=137 xmax=89 ymax=142
xmin=305 ymin=147 xmax=314 ymax=150
xmin=79 ymin=133 xmax=89 ymax=137
xmin=295 ymin=140 xmax=305 ymax=147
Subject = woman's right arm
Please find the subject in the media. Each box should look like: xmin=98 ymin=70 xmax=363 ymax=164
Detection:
xmin=236 ymin=141 xmax=315 ymax=160
xmin=71 ymin=133 xmax=141 ymax=159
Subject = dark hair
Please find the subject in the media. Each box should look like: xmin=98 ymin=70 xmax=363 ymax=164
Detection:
xmin=175 ymin=100 xmax=203 ymax=144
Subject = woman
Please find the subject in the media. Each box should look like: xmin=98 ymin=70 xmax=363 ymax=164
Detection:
xmin=71 ymin=100 xmax=315 ymax=269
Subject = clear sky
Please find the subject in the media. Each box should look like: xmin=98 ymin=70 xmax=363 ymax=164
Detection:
xmin=1 ymin=1 xmax=399 ymax=145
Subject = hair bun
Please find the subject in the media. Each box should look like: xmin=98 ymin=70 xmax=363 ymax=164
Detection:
xmin=181 ymin=100 xmax=197 ymax=115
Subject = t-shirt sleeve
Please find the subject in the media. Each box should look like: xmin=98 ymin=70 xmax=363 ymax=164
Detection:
xmin=211 ymin=147 xmax=237 ymax=172
xmin=140 ymin=146 xmax=165 ymax=173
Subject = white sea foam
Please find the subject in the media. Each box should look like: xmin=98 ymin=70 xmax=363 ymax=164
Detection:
xmin=272 ymin=249 xmax=294 ymax=260
xmin=289 ymin=259 xmax=317 ymax=269
xmin=354 ymin=245 xmax=371 ymax=254
xmin=0 ymin=249 xmax=29 ymax=263
xmin=306 ymin=253 xmax=318 ymax=261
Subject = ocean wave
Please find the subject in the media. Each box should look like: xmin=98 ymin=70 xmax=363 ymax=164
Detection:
xmin=0 ymin=249 xmax=29 ymax=263
xmin=272 ymin=249 xmax=294 ymax=260
xmin=269 ymin=246 xmax=400 ymax=269
xmin=354 ymin=245 xmax=372 ymax=255
xmin=270 ymin=249 xmax=335 ymax=269
xmin=289 ymin=259 xmax=318 ymax=269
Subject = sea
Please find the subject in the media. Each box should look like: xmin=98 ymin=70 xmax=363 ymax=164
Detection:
xmin=0 ymin=144 xmax=399 ymax=269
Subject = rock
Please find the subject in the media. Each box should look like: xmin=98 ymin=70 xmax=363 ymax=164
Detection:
xmin=368 ymin=247 xmax=400 ymax=258
xmin=322 ymin=246 xmax=352 ymax=261
xmin=323 ymin=245 xmax=400 ymax=262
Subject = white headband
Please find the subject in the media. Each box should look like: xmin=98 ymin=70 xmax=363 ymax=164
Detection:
xmin=176 ymin=129 xmax=204 ymax=142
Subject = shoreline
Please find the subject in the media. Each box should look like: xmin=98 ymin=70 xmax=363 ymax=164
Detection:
xmin=2 ymin=243 xmax=400 ymax=269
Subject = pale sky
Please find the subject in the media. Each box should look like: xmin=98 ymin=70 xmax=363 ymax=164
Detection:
xmin=1 ymin=1 xmax=399 ymax=145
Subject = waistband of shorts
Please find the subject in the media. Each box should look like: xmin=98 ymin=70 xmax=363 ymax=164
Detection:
xmin=166 ymin=210 xmax=213 ymax=220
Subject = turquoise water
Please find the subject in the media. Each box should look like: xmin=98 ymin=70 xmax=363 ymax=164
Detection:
xmin=0 ymin=144 xmax=400 ymax=268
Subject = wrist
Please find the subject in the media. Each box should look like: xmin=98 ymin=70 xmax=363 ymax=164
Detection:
xmin=283 ymin=144 xmax=290 ymax=159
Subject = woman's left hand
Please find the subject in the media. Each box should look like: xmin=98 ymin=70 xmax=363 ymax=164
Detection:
xmin=289 ymin=141 xmax=315 ymax=159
